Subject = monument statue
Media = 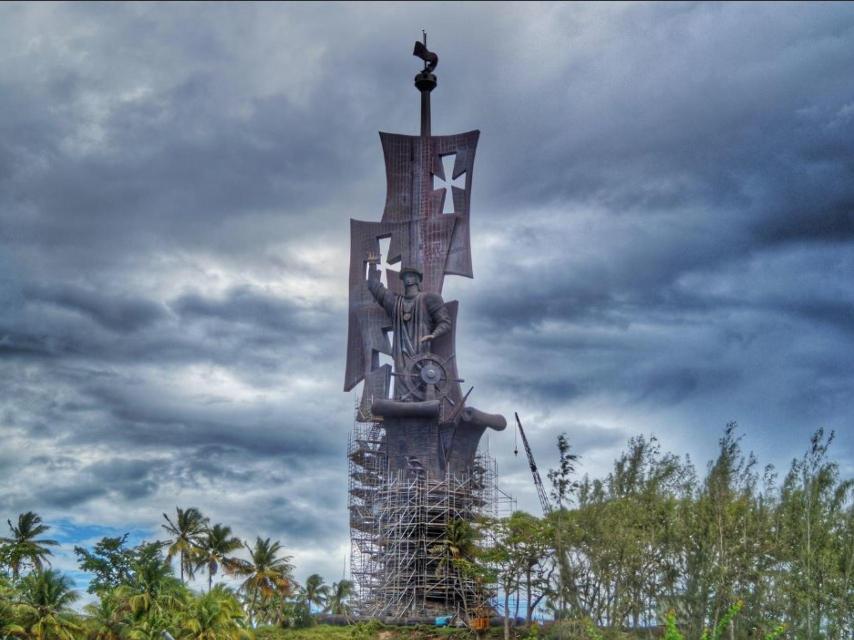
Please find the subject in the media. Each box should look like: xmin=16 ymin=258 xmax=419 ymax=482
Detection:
xmin=345 ymin=36 xmax=510 ymax=619
xmin=344 ymin=35 xmax=505 ymax=480
xmin=366 ymin=261 xmax=452 ymax=373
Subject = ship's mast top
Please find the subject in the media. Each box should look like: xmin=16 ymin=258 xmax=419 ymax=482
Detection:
xmin=413 ymin=31 xmax=438 ymax=138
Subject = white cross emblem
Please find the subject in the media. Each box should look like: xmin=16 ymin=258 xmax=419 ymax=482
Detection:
xmin=434 ymin=153 xmax=466 ymax=215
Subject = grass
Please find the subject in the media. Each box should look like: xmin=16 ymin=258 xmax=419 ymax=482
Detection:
xmin=255 ymin=623 xmax=506 ymax=640
xmin=254 ymin=623 xmax=646 ymax=640
xmin=254 ymin=612 xmax=786 ymax=640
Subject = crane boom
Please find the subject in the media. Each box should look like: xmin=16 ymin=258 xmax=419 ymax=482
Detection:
xmin=515 ymin=412 xmax=553 ymax=515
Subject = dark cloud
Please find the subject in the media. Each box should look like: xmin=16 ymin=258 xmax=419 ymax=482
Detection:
xmin=27 ymin=284 xmax=168 ymax=333
xmin=170 ymin=286 xmax=330 ymax=337
xmin=1 ymin=2 xmax=853 ymax=585
xmin=35 ymin=485 xmax=107 ymax=510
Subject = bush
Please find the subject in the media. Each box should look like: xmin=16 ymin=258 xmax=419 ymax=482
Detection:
xmin=543 ymin=619 xmax=632 ymax=640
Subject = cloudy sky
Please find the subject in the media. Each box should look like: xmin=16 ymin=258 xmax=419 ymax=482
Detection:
xmin=2 ymin=1 xmax=853 ymax=595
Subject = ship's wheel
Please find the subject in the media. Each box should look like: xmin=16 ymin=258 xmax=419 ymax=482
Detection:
xmin=394 ymin=352 xmax=462 ymax=406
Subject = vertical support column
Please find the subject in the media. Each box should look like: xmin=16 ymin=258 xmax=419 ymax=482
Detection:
xmin=415 ymin=43 xmax=438 ymax=284
xmin=420 ymin=88 xmax=431 ymax=138
xmin=414 ymin=32 xmax=437 ymax=140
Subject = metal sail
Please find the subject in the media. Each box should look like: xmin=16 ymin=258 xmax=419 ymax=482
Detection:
xmin=344 ymin=37 xmax=479 ymax=417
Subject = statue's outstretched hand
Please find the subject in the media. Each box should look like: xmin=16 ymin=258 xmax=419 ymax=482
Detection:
xmin=366 ymin=251 xmax=381 ymax=287
xmin=419 ymin=334 xmax=435 ymax=344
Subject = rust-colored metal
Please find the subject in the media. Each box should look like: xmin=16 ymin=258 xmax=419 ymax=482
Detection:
xmin=343 ymin=37 xmax=506 ymax=475
xmin=471 ymin=616 xmax=490 ymax=632
xmin=345 ymin=38 xmax=511 ymax=620
xmin=344 ymin=39 xmax=480 ymax=410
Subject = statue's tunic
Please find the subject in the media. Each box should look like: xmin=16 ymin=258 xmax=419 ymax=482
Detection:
xmin=366 ymin=279 xmax=452 ymax=374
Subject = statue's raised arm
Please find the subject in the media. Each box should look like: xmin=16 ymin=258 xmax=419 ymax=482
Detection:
xmin=365 ymin=253 xmax=398 ymax=318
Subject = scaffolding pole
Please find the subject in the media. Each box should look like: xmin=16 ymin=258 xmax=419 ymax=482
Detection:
xmin=347 ymin=418 xmax=514 ymax=620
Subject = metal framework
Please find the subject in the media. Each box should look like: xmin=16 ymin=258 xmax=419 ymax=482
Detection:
xmin=515 ymin=413 xmax=553 ymax=516
xmin=348 ymin=417 xmax=515 ymax=619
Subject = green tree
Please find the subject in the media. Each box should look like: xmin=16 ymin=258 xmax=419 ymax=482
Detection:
xmin=832 ymin=497 xmax=854 ymax=639
xmin=546 ymin=434 xmax=579 ymax=622
xmin=112 ymin=541 xmax=188 ymax=625
xmin=162 ymin=508 xmax=209 ymax=584
xmin=507 ymin=512 xmax=551 ymax=626
xmin=74 ymin=534 xmax=135 ymax=595
xmin=232 ymin=537 xmax=293 ymax=626
xmin=433 ymin=518 xmax=478 ymax=571
xmin=778 ymin=429 xmax=853 ymax=640
xmin=670 ymin=425 xmax=760 ymax=637
xmin=431 ymin=518 xmax=482 ymax=622
xmin=599 ymin=436 xmax=687 ymax=628
xmin=325 ymin=579 xmax=355 ymax=617
xmin=81 ymin=594 xmax=124 ymax=640
xmin=301 ymin=574 xmax=329 ymax=616
xmin=0 ymin=572 xmax=25 ymax=638
xmin=0 ymin=512 xmax=59 ymax=579
xmin=179 ymin=585 xmax=251 ymax=640
xmin=480 ymin=514 xmax=542 ymax=640
xmin=14 ymin=569 xmax=81 ymax=640
xmin=547 ymin=434 xmax=580 ymax=510
xmin=195 ymin=524 xmax=242 ymax=593
xmin=124 ymin=611 xmax=176 ymax=640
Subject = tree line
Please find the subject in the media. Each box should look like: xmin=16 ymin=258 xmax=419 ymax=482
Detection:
xmin=0 ymin=507 xmax=353 ymax=638
xmin=1 ymin=425 xmax=851 ymax=639
xmin=465 ymin=425 xmax=852 ymax=640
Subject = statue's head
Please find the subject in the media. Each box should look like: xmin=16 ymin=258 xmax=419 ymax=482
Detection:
xmin=399 ymin=266 xmax=423 ymax=290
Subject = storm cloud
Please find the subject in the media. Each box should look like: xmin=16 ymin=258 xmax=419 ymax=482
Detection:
xmin=1 ymin=2 xmax=853 ymax=591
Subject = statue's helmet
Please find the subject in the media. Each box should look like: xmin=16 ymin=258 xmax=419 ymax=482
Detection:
xmin=399 ymin=266 xmax=423 ymax=281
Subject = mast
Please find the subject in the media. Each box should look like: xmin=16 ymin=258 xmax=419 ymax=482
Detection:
xmin=412 ymin=31 xmax=439 ymax=279
xmin=414 ymin=30 xmax=437 ymax=138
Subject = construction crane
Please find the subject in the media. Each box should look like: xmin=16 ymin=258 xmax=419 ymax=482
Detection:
xmin=514 ymin=412 xmax=553 ymax=515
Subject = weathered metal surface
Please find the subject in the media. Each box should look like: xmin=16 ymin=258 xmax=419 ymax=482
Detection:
xmin=343 ymin=37 xmax=504 ymax=478
xmin=345 ymin=41 xmax=510 ymax=618
xmin=379 ymin=130 xmax=480 ymax=288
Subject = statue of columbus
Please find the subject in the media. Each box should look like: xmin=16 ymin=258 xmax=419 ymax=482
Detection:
xmin=366 ymin=257 xmax=452 ymax=375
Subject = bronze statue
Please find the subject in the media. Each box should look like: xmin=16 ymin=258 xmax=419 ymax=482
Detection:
xmin=345 ymin=37 xmax=510 ymax=620
xmin=366 ymin=258 xmax=451 ymax=372
xmin=344 ymin=35 xmax=506 ymax=477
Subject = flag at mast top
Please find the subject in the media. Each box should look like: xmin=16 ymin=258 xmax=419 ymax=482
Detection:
xmin=413 ymin=31 xmax=438 ymax=138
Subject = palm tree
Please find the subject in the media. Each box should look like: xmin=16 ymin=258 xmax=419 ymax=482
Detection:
xmin=302 ymin=574 xmax=330 ymax=616
xmin=179 ymin=585 xmax=251 ymax=640
xmin=162 ymin=507 xmax=209 ymax=584
xmin=232 ymin=537 xmax=293 ymax=625
xmin=0 ymin=573 xmax=25 ymax=637
xmin=325 ymin=579 xmax=355 ymax=617
xmin=124 ymin=611 xmax=176 ymax=640
xmin=82 ymin=595 xmax=124 ymax=640
xmin=0 ymin=604 xmax=25 ymax=639
xmin=14 ymin=569 xmax=81 ymax=639
xmin=0 ymin=512 xmax=59 ymax=578
xmin=430 ymin=518 xmax=479 ymax=621
xmin=195 ymin=524 xmax=243 ymax=592
xmin=113 ymin=541 xmax=187 ymax=621
xmin=432 ymin=518 xmax=477 ymax=570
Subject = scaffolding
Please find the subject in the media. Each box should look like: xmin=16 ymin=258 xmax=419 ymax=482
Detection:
xmin=348 ymin=417 xmax=515 ymax=620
